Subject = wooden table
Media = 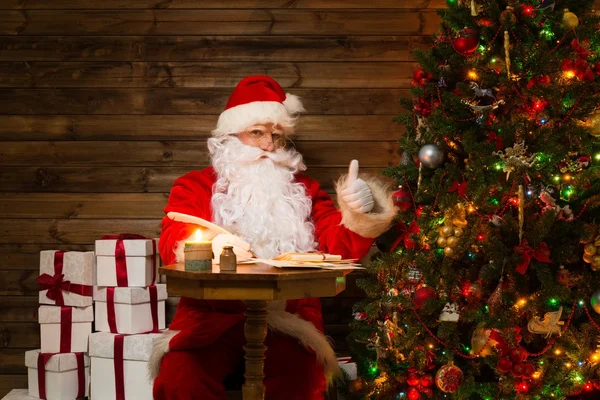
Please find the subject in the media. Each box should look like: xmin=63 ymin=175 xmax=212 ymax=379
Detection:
xmin=159 ymin=263 xmax=349 ymax=400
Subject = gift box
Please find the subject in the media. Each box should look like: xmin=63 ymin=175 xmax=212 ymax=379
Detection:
xmin=38 ymin=251 xmax=94 ymax=307
xmin=93 ymin=284 xmax=167 ymax=334
xmin=337 ymin=357 xmax=357 ymax=400
xmin=89 ymin=331 xmax=164 ymax=400
xmin=1 ymin=389 xmax=36 ymax=400
xmin=25 ymin=350 xmax=89 ymax=400
xmin=96 ymin=254 xmax=160 ymax=287
xmin=39 ymin=305 xmax=93 ymax=354
xmin=95 ymin=236 xmax=160 ymax=287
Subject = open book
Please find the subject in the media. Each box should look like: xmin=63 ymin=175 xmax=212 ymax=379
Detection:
xmin=167 ymin=212 xmax=364 ymax=270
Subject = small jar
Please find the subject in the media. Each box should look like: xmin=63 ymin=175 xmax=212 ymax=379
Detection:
xmin=220 ymin=245 xmax=237 ymax=272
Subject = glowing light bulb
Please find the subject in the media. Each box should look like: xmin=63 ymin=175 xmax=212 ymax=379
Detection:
xmin=565 ymin=362 xmax=572 ymax=368
xmin=428 ymin=343 xmax=434 ymax=349
xmin=532 ymin=372 xmax=541 ymax=379
xmin=564 ymin=70 xmax=576 ymax=79
xmin=517 ymin=298 xmax=527 ymax=307
xmin=555 ymin=349 xmax=562 ymax=355
xmin=468 ymin=70 xmax=479 ymax=80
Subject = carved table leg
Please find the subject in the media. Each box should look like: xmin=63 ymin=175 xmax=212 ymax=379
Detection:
xmin=242 ymin=300 xmax=268 ymax=400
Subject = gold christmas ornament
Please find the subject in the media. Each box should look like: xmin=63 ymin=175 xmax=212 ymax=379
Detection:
xmin=588 ymin=111 xmax=600 ymax=137
xmin=437 ymin=237 xmax=448 ymax=247
xmin=585 ymin=243 xmax=598 ymax=256
xmin=453 ymin=228 xmax=464 ymax=237
xmin=444 ymin=247 xmax=456 ymax=257
xmin=452 ymin=218 xmax=468 ymax=228
xmin=562 ymin=8 xmax=579 ymax=28
xmin=593 ymin=255 xmax=600 ymax=267
xmin=441 ymin=226 xmax=454 ymax=237
xmin=584 ymin=252 xmax=595 ymax=264
xmin=446 ymin=236 xmax=460 ymax=248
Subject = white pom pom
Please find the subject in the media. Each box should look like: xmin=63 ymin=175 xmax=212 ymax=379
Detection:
xmin=283 ymin=93 xmax=305 ymax=115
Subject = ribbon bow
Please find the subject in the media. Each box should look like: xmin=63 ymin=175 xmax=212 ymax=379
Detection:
xmin=514 ymin=239 xmax=552 ymax=274
xmin=36 ymin=273 xmax=71 ymax=306
xmin=391 ymin=220 xmax=420 ymax=251
xmin=448 ymin=181 xmax=469 ymax=198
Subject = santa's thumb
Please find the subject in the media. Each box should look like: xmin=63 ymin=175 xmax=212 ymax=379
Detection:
xmin=347 ymin=159 xmax=359 ymax=186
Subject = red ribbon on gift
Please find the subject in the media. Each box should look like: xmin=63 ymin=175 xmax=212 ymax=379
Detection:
xmin=114 ymin=334 xmax=126 ymax=400
xmin=106 ymin=284 xmax=160 ymax=334
xmin=448 ymin=180 xmax=468 ymax=198
xmin=59 ymin=307 xmax=72 ymax=353
xmin=37 ymin=352 xmax=85 ymax=400
xmin=101 ymin=234 xmax=158 ymax=287
xmin=514 ymin=239 xmax=552 ymax=274
xmin=36 ymin=251 xmax=93 ymax=306
xmin=391 ymin=220 xmax=420 ymax=251
xmin=107 ymin=287 xmax=118 ymax=333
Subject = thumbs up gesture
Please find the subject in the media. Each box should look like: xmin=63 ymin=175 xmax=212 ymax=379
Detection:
xmin=341 ymin=160 xmax=374 ymax=213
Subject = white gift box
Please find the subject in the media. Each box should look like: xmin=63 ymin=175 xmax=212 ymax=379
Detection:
xmin=95 ymin=254 xmax=161 ymax=287
xmin=337 ymin=357 xmax=357 ymax=400
xmin=1 ymin=389 xmax=36 ymax=400
xmin=38 ymin=251 xmax=94 ymax=307
xmin=95 ymin=238 xmax=159 ymax=257
xmin=95 ymin=238 xmax=161 ymax=287
xmin=89 ymin=331 xmax=165 ymax=400
xmin=38 ymin=305 xmax=93 ymax=353
xmin=93 ymin=285 xmax=167 ymax=334
xmin=25 ymin=350 xmax=89 ymax=400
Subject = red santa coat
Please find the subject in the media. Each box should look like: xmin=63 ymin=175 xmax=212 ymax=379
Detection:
xmin=156 ymin=167 xmax=378 ymax=375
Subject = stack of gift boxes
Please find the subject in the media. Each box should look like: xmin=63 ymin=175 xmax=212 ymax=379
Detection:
xmin=90 ymin=236 xmax=167 ymax=400
xmin=14 ymin=235 xmax=167 ymax=400
xmin=26 ymin=250 xmax=94 ymax=400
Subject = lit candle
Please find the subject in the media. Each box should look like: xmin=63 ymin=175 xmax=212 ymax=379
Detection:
xmin=184 ymin=229 xmax=213 ymax=272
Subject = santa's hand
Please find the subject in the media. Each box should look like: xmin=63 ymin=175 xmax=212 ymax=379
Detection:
xmin=211 ymin=233 xmax=253 ymax=263
xmin=341 ymin=160 xmax=374 ymax=213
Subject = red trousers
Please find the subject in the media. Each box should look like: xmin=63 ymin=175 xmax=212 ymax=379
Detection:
xmin=152 ymin=319 xmax=326 ymax=400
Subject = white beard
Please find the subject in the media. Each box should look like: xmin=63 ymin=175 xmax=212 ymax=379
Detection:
xmin=208 ymin=137 xmax=316 ymax=259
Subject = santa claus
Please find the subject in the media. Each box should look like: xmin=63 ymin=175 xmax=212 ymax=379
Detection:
xmin=149 ymin=76 xmax=397 ymax=400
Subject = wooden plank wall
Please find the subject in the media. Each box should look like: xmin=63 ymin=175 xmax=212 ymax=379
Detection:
xmin=8 ymin=0 xmax=580 ymax=395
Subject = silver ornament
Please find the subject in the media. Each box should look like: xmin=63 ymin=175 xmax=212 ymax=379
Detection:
xmin=418 ymin=144 xmax=444 ymax=169
xmin=591 ymin=289 xmax=600 ymax=314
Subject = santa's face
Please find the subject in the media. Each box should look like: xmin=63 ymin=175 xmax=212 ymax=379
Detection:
xmin=237 ymin=122 xmax=288 ymax=152
xmin=207 ymin=130 xmax=316 ymax=259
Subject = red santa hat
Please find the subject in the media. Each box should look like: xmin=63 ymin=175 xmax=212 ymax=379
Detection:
xmin=212 ymin=75 xmax=305 ymax=137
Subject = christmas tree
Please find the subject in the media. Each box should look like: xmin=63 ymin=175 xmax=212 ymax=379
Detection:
xmin=347 ymin=1 xmax=600 ymax=399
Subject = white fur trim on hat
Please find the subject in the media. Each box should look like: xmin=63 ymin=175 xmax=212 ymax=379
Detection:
xmin=212 ymin=94 xmax=304 ymax=138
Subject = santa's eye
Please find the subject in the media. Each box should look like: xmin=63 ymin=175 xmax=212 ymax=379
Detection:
xmin=250 ymin=130 xmax=263 ymax=137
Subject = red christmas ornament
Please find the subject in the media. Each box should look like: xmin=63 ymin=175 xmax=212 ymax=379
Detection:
xmin=407 ymin=387 xmax=421 ymax=400
xmin=407 ymin=373 xmax=421 ymax=387
xmin=497 ymin=358 xmax=513 ymax=373
xmin=413 ymin=286 xmax=437 ymax=309
xmin=393 ymin=187 xmax=412 ymax=212
xmin=511 ymin=363 xmax=525 ymax=377
xmin=522 ymin=363 xmax=535 ymax=378
xmin=510 ymin=347 xmax=528 ymax=363
xmin=413 ymin=68 xmax=433 ymax=86
xmin=453 ymin=28 xmax=479 ymax=54
xmin=420 ymin=374 xmax=434 ymax=387
xmin=435 ymin=362 xmax=463 ymax=393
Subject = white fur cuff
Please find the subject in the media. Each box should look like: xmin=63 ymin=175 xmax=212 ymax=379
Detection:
xmin=336 ymin=174 xmax=397 ymax=238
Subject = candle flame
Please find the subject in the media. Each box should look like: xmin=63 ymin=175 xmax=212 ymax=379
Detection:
xmin=194 ymin=229 xmax=203 ymax=242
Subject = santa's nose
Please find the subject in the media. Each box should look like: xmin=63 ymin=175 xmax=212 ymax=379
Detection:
xmin=259 ymin=133 xmax=275 ymax=151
